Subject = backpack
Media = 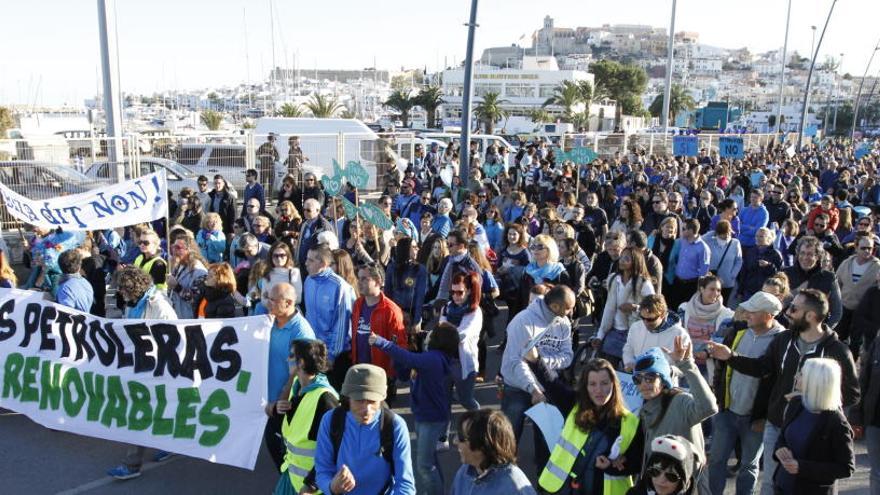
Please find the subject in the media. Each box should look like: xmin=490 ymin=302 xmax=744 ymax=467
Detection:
xmin=330 ymin=402 xmax=397 ymax=490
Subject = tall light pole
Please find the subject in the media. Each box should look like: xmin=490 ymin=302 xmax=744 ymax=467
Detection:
xmin=774 ymin=0 xmax=792 ymax=135
xmin=852 ymin=40 xmax=880 ymax=141
xmin=797 ymin=0 xmax=838 ymax=149
xmin=97 ymin=0 xmax=125 ymax=182
xmin=661 ymin=0 xmax=678 ymax=134
xmin=458 ymin=0 xmax=479 ymax=187
xmin=832 ymin=53 xmax=844 ymax=133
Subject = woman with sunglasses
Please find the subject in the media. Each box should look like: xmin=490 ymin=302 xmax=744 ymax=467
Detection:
xmin=252 ymin=242 xmax=302 ymax=315
xmin=594 ymin=248 xmax=655 ymax=370
xmin=538 ymin=359 xmax=644 ymax=495
xmin=440 ymin=270 xmax=484 ymax=420
xmin=277 ymin=174 xmax=304 ymax=215
xmin=167 ymin=236 xmax=208 ymax=319
xmin=512 ymin=235 xmax=570 ymax=321
xmin=274 ymin=200 xmax=302 ymax=249
xmin=629 ymin=434 xmax=702 ymax=495
xmin=301 ymin=172 xmax=325 ymax=208
xmin=632 ymin=340 xmax=717 ymax=495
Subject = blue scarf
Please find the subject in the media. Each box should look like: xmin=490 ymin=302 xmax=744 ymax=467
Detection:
xmin=525 ymin=261 xmax=565 ymax=284
xmin=444 ymin=302 xmax=469 ymax=326
xmin=128 ymin=286 xmax=157 ymax=319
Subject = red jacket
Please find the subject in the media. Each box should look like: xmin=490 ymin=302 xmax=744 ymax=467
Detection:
xmin=350 ymin=293 xmax=408 ymax=377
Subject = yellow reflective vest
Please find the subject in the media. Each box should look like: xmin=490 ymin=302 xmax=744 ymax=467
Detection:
xmin=539 ymin=406 xmax=639 ymax=495
xmin=280 ymin=380 xmax=338 ymax=492
xmin=134 ymin=254 xmax=167 ymax=291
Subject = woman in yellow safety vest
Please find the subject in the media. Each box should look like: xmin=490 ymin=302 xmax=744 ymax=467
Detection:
xmin=539 ymin=358 xmax=643 ymax=495
xmin=273 ymin=339 xmax=339 ymax=495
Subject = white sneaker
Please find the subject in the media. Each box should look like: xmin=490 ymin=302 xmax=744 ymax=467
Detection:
xmin=435 ymin=439 xmax=450 ymax=451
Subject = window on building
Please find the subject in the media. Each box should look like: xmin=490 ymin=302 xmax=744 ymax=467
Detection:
xmin=505 ymin=84 xmax=535 ymax=98
xmin=539 ymin=85 xmax=558 ymax=98
xmin=475 ymin=84 xmax=502 ymax=97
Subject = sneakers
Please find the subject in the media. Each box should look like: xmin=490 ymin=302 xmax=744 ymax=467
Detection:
xmin=107 ymin=464 xmax=141 ymax=480
xmin=153 ymin=450 xmax=174 ymax=462
xmin=436 ymin=439 xmax=450 ymax=451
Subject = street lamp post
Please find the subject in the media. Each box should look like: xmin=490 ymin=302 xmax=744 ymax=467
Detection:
xmin=852 ymin=41 xmax=880 ymax=141
xmin=797 ymin=0 xmax=838 ymax=149
xmin=661 ymin=0 xmax=677 ymax=134
xmin=774 ymin=0 xmax=792 ymax=135
xmin=458 ymin=0 xmax=479 ymax=187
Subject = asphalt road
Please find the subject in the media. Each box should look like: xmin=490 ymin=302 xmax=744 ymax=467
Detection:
xmin=0 ymin=305 xmax=871 ymax=494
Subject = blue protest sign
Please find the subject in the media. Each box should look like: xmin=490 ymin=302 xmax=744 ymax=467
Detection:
xmin=359 ymin=202 xmax=394 ymax=231
xmin=345 ymin=161 xmax=370 ymax=189
xmin=719 ymin=136 xmax=744 ymax=159
xmin=673 ymin=136 xmax=699 ymax=157
xmin=855 ymin=144 xmax=872 ymax=160
xmin=569 ymin=147 xmax=599 ymax=164
xmin=803 ymin=125 xmax=818 ymax=137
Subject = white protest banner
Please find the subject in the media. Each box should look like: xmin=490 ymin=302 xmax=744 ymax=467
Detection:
xmin=0 ymin=170 xmax=168 ymax=231
xmin=616 ymin=371 xmax=644 ymax=413
xmin=0 ymin=288 xmax=270 ymax=470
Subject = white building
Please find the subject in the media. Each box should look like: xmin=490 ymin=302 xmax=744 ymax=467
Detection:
xmin=441 ymin=56 xmax=600 ymax=128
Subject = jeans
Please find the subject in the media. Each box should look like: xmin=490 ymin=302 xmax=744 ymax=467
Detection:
xmin=501 ymin=386 xmax=532 ymax=439
xmin=760 ymin=421 xmax=781 ymax=495
xmin=867 ymin=426 xmax=880 ymax=495
xmin=414 ymin=421 xmax=447 ymax=495
xmin=453 ymin=367 xmax=480 ymax=411
xmin=709 ymin=410 xmax=764 ymax=495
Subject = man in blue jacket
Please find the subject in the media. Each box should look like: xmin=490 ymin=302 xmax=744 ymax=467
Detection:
xmin=738 ymin=189 xmax=769 ymax=253
xmin=304 ymin=244 xmax=356 ymax=390
xmin=314 ymin=364 xmax=416 ymax=495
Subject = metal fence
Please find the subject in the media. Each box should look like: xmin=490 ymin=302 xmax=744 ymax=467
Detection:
xmin=558 ymin=132 xmax=796 ymax=158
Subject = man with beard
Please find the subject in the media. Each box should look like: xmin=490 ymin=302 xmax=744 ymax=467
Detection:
xmin=708 ymin=288 xmax=859 ymax=495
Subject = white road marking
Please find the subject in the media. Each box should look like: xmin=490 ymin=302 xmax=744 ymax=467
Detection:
xmin=55 ymin=455 xmax=182 ymax=495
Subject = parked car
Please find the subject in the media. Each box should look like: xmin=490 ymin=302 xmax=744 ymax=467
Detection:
xmin=176 ymin=142 xmax=268 ymax=191
xmin=84 ymin=157 xmax=200 ymax=196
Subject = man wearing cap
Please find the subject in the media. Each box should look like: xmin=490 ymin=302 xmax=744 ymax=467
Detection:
xmin=257 ymin=133 xmax=280 ymax=196
xmin=314 ymin=364 xmax=416 ymax=495
xmin=707 ymin=292 xmax=785 ymax=495
xmin=708 ymin=289 xmax=859 ymax=495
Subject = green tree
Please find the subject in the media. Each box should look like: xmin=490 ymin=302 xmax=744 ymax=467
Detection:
xmin=415 ymin=85 xmax=444 ymax=129
xmin=279 ymin=102 xmax=305 ymax=118
xmin=474 ymin=91 xmax=509 ymax=134
xmin=206 ymin=92 xmax=222 ymax=110
xmin=390 ymin=74 xmax=411 ymax=92
xmin=385 ymin=90 xmax=416 ymax=128
xmin=527 ymin=108 xmax=552 ymax=129
xmin=200 ymin=110 xmax=223 ymax=131
xmin=543 ymin=80 xmax=583 ymax=121
xmin=0 ymin=107 xmax=14 ymax=138
xmin=590 ymin=60 xmax=648 ymax=129
xmin=648 ymin=84 xmax=696 ymax=125
xmin=305 ymin=94 xmax=343 ymax=118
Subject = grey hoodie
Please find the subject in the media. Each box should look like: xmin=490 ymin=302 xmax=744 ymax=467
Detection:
xmin=500 ymin=297 xmax=573 ymax=393
xmin=727 ymin=320 xmax=785 ymax=416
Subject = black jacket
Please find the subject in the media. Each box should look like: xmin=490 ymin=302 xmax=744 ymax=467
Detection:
xmin=853 ymin=337 xmax=880 ymax=428
xmin=207 ymin=190 xmax=237 ymax=234
xmin=851 ymin=286 xmax=880 ymax=350
xmin=727 ymin=329 xmax=859 ymax=427
xmin=773 ymin=396 xmax=855 ymax=495
xmin=202 ymin=287 xmax=237 ymax=319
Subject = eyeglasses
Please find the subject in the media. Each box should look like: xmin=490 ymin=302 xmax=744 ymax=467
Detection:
xmin=770 ymin=190 xmax=782 ymax=195
xmin=138 ymin=240 xmax=152 ymax=246
xmin=248 ymin=205 xmax=259 ymax=209
xmin=529 ymin=244 xmax=547 ymax=252
xmin=859 ymin=246 xmax=873 ymax=252
xmin=640 ymin=313 xmax=661 ymax=322
xmin=859 ymin=222 xmax=871 ymax=227
xmin=450 ymin=289 xmax=466 ymax=296
xmin=646 ymin=466 xmax=681 ymax=484
xmin=632 ymin=372 xmax=660 ymax=385
xmin=272 ymin=253 xmax=288 ymax=259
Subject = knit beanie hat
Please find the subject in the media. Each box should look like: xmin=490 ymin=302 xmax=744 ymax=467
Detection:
xmin=646 ymin=434 xmax=702 ymax=491
xmin=633 ymin=347 xmax=674 ymax=389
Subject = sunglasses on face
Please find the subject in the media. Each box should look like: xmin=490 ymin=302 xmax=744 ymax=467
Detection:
xmin=272 ymin=253 xmax=288 ymax=259
xmin=450 ymin=289 xmax=466 ymax=296
xmin=529 ymin=244 xmax=547 ymax=252
xmin=646 ymin=466 xmax=681 ymax=484
xmin=632 ymin=372 xmax=660 ymax=385
xmin=138 ymin=240 xmax=152 ymax=246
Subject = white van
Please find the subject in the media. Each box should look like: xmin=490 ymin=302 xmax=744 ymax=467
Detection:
xmin=254 ymin=118 xmax=405 ymax=190
xmin=177 ymin=143 xmax=283 ymax=191
xmin=419 ymin=132 xmax=517 ymax=155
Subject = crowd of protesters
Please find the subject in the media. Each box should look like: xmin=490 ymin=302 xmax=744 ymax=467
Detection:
xmin=12 ymin=133 xmax=880 ymax=495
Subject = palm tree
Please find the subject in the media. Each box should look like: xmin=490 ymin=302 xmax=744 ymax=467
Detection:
xmin=305 ymin=94 xmax=343 ymax=118
xmin=543 ymin=80 xmax=582 ymax=121
xmin=279 ymin=102 xmax=304 ymax=118
xmin=0 ymin=106 xmax=14 ymax=137
xmin=200 ymin=110 xmax=223 ymax=131
xmin=339 ymin=109 xmax=357 ymax=119
xmin=474 ymin=92 xmax=509 ymax=135
xmin=415 ymin=85 xmax=444 ymax=129
xmin=648 ymin=84 xmax=696 ymax=125
xmin=385 ymin=90 xmax=415 ymax=128
xmin=527 ymin=108 xmax=552 ymax=130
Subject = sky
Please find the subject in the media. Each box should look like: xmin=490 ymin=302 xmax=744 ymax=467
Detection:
xmin=2 ymin=0 xmax=878 ymax=107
